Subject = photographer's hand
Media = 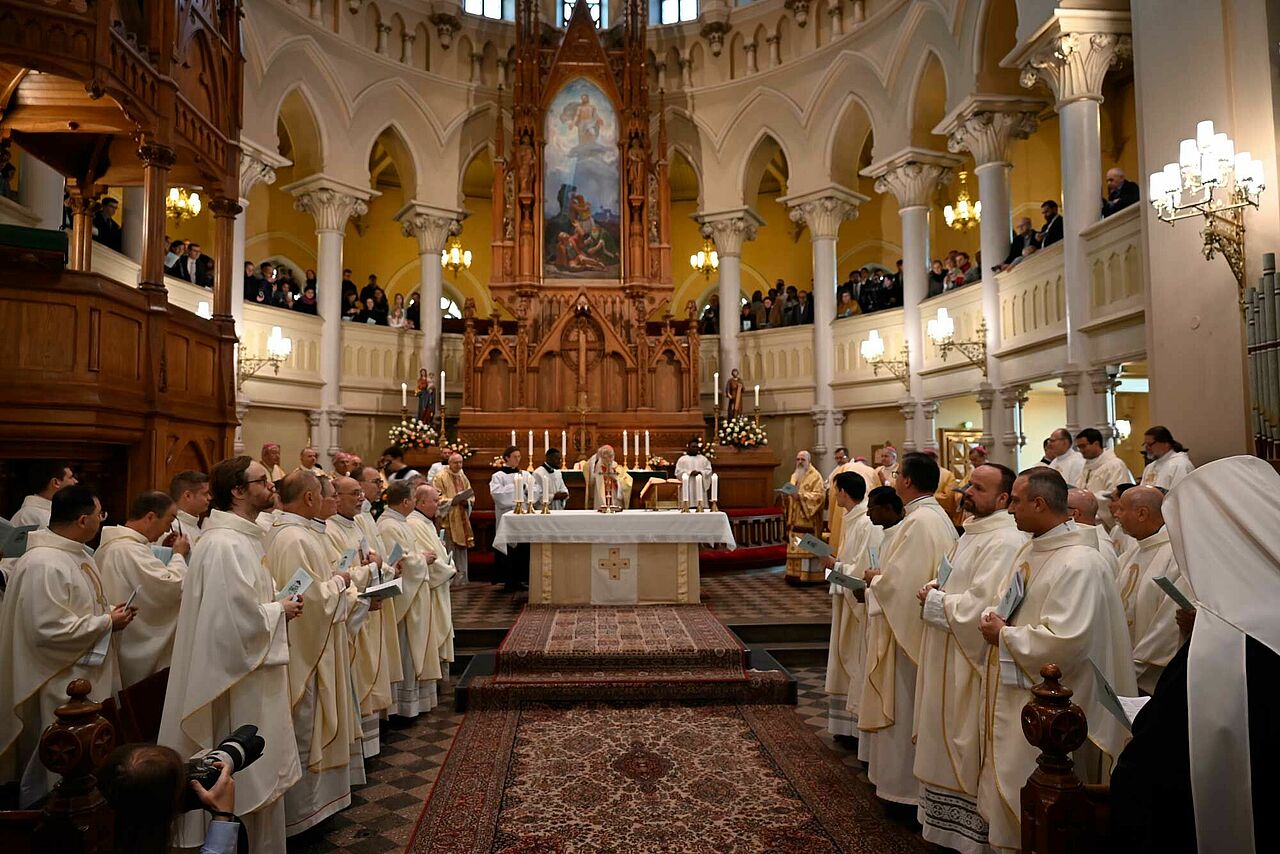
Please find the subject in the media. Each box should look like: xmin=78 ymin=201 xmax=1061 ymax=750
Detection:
xmin=191 ymin=760 xmax=236 ymax=816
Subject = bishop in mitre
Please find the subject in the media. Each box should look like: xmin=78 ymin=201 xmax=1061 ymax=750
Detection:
xmin=408 ymin=484 xmax=457 ymax=678
xmin=977 ymin=468 xmax=1135 ymax=852
xmin=264 ymin=472 xmax=362 ymax=836
xmin=328 ymin=473 xmax=403 ymax=757
xmin=826 ymin=447 xmax=880 ymax=555
xmin=1113 ymin=486 xmax=1192 ymax=694
xmin=783 ymin=450 xmax=827 ymax=583
xmin=0 ymin=485 xmax=133 ymax=808
xmin=378 ymin=479 xmax=441 ymax=716
xmin=433 ymin=452 xmax=475 ymax=583
xmin=858 ymin=452 xmax=957 ymax=807
xmin=914 ymin=463 xmax=1027 ymax=853
xmin=97 ymin=490 xmax=190 ymax=689
xmin=820 ymin=471 xmax=881 ymax=738
xmin=584 ymin=444 xmax=632 ymax=509
xmin=158 ymin=457 xmax=303 ymax=852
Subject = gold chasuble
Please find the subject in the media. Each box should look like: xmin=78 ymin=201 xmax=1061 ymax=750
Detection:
xmin=584 ymin=460 xmax=633 ymax=509
xmin=784 ymin=465 xmax=827 ymax=583
xmin=433 ymin=467 xmax=475 ymax=549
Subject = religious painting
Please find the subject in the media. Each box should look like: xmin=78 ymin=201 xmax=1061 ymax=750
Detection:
xmin=543 ymin=77 xmax=622 ymax=278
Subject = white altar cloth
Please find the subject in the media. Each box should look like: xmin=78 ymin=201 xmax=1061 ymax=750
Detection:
xmin=492 ymin=510 xmax=736 ymax=554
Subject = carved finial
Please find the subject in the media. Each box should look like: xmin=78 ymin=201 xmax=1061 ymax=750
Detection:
xmin=1021 ymin=663 xmax=1089 ymax=775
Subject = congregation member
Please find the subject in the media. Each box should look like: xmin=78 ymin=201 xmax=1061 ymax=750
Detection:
xmin=0 ymin=485 xmax=133 ymax=807
xmin=377 ymin=479 xmax=442 ymax=716
xmin=96 ymin=490 xmax=190 ymax=689
xmin=491 ymin=446 xmax=537 ymax=590
xmin=875 ymin=443 xmax=899 ymax=486
xmin=1036 ymin=199 xmax=1063 ymax=247
xmin=407 ymin=485 xmax=457 ymax=682
xmin=91 ymin=196 xmax=122 ymax=251
xmin=168 ymin=469 xmax=210 ymax=543
xmin=826 ymin=446 xmax=880 ymax=555
xmin=976 ymin=468 xmax=1134 ymax=852
xmin=1076 ymin=427 xmax=1132 ymax=525
xmin=1067 ymin=488 xmax=1122 ymax=577
xmin=10 ymin=460 xmax=77 ymax=527
xmin=1139 ymin=425 xmax=1195 ymax=490
xmin=583 ymin=444 xmax=631 ymax=509
xmin=264 ymin=472 xmax=362 ymax=835
xmin=821 ymin=471 xmax=881 ymax=740
xmin=1102 ymin=167 xmax=1140 ymax=217
xmin=159 ymin=456 xmax=303 ymax=851
xmin=533 ymin=447 xmax=570 ymax=512
xmin=999 ymin=217 xmax=1040 ymax=270
xmin=434 ymin=452 xmax=477 ymax=582
xmin=1112 ymin=485 xmax=1190 ymax=694
xmin=261 ymin=442 xmax=288 ymax=483
xmin=327 ymin=475 xmax=401 ymax=757
xmin=1045 ymin=427 xmax=1084 ymax=486
xmin=858 ymin=452 xmax=957 ymax=807
xmin=914 ymin=463 xmax=1026 ymax=852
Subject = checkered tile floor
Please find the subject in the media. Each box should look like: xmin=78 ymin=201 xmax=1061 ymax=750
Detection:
xmin=451 ymin=565 xmax=831 ymax=630
xmin=286 ymin=666 xmax=927 ymax=852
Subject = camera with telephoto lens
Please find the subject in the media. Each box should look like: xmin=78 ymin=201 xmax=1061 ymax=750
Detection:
xmin=182 ymin=725 xmax=265 ymax=811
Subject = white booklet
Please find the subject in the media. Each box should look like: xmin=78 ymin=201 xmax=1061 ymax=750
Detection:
xmin=337 ymin=547 xmax=357 ymax=574
xmin=361 ymin=577 xmax=403 ymax=600
xmin=0 ymin=519 xmax=37 ymax=559
xmin=824 ymin=566 xmax=866 ymax=593
xmin=793 ymin=533 xmax=834 ymax=558
xmin=387 ymin=542 xmax=404 ymax=567
xmin=1089 ymin=658 xmax=1151 ymax=731
xmin=936 ymin=554 xmax=955 ymax=589
xmin=994 ymin=569 xmax=1026 ymax=620
xmin=275 ymin=567 xmax=313 ymax=601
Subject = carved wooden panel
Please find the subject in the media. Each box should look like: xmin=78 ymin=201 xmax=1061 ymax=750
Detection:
xmin=99 ymin=310 xmax=141 ymax=381
xmin=0 ymin=299 xmax=75 ymax=372
xmin=165 ymin=333 xmax=189 ymax=392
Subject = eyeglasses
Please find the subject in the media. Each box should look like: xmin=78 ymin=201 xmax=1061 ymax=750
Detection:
xmin=244 ymin=476 xmax=271 ymax=487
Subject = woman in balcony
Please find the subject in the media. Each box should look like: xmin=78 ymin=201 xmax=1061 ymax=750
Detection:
xmin=356 ymin=297 xmax=381 ymax=325
xmin=371 ymin=288 xmax=391 ymax=325
xmin=294 ymin=283 xmax=318 ymax=316
xmin=927 ymin=259 xmax=946 ymax=298
xmin=389 ymin=293 xmax=408 ymax=329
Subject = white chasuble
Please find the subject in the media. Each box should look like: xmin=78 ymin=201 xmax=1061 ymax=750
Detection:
xmin=977 ymin=524 xmax=1135 ymax=852
xmin=590 ymin=543 xmax=640 ymax=605
xmin=96 ymin=524 xmax=187 ymax=689
xmin=1116 ymin=526 xmax=1190 ymax=694
xmin=824 ymin=503 xmax=881 ymax=733
xmin=0 ymin=530 xmax=118 ymax=807
xmin=377 ymin=508 xmax=439 ymax=716
xmin=158 ymin=510 xmax=298 ymax=852
xmin=407 ymin=511 xmax=457 ymax=666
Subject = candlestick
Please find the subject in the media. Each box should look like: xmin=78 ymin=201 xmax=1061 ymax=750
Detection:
xmin=714 ymin=372 xmax=720 ymax=407
xmin=644 ymin=430 xmax=650 ymax=461
xmin=401 ymin=382 xmax=408 ymax=408
xmin=561 ymin=429 xmax=567 ymax=459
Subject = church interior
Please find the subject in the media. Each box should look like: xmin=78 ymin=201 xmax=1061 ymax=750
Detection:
xmin=0 ymin=0 xmax=1277 ymax=852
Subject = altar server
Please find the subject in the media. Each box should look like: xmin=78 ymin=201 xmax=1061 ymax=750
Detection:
xmin=674 ymin=438 xmax=714 ymax=482
xmin=858 ymin=452 xmax=957 ymax=806
xmin=821 ymin=471 xmax=880 ymax=738
xmin=534 ymin=448 xmax=570 ymax=511
xmin=408 ymin=484 xmax=457 ymax=676
xmin=490 ymin=446 xmax=538 ymax=591
xmin=0 ymin=485 xmax=131 ymax=807
xmin=915 ymin=463 xmax=1026 ymax=853
xmin=976 ymin=467 xmax=1134 ymax=852
xmin=377 ymin=479 xmax=440 ymax=716
xmin=158 ymin=457 xmax=302 ymax=852
xmin=168 ymin=469 xmax=210 ymax=544
xmin=1113 ymin=485 xmax=1191 ymax=694
xmin=1139 ymin=426 xmax=1195 ymax=491
xmin=96 ymin=490 xmax=189 ymax=688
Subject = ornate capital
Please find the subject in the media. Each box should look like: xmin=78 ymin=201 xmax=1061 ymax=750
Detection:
xmin=947 ymin=109 xmax=1040 ymax=167
xmin=1056 ymin=369 xmax=1083 ymax=398
xmin=137 ymin=141 xmax=176 ymax=170
xmin=1086 ymin=366 xmax=1118 ymax=396
xmin=1000 ymin=384 xmax=1030 ymax=410
xmin=401 ymin=213 xmax=456 ymax=255
xmin=873 ymin=161 xmax=952 ymax=210
xmin=788 ymin=196 xmax=859 ymax=240
xmin=920 ymin=400 xmax=940 ymax=421
xmin=208 ymin=196 xmax=243 ymax=220
xmin=898 ymin=399 xmax=917 ymax=422
xmin=327 ymin=407 xmax=346 ymax=429
xmin=705 ymin=216 xmax=757 ymax=257
xmin=239 ymin=152 xmax=277 ymax=200
xmin=293 ymin=187 xmax=368 ymax=232
xmin=1020 ymin=32 xmax=1132 ymax=106
xmin=976 ymin=382 xmax=996 ymax=411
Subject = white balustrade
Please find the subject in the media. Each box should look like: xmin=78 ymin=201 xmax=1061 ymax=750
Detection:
xmin=1082 ymin=204 xmax=1144 ymax=321
xmin=995 ymin=242 xmax=1068 ymax=354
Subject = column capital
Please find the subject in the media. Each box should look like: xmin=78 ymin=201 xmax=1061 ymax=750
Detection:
xmin=780 ymin=186 xmax=868 ymax=240
xmin=207 ymin=196 xmax=242 ymax=220
xmin=975 ymin=382 xmax=996 ymax=411
xmin=1085 ymin=365 xmax=1118 ymax=395
xmin=283 ymin=175 xmax=374 ymax=233
xmin=397 ymin=201 xmax=467 ymax=255
xmin=861 ymin=148 xmax=959 ymax=210
xmin=936 ymin=96 xmax=1044 ymax=167
xmin=697 ymin=207 xmax=763 ymax=257
xmin=1005 ymin=13 xmax=1132 ymax=107
xmin=137 ymin=141 xmax=176 ymax=170
xmin=1056 ymin=367 xmax=1084 ymax=398
xmin=239 ymin=138 xmax=291 ymax=201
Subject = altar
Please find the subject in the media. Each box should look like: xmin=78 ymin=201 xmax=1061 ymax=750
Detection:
xmin=491 ymin=510 xmax=736 ymax=605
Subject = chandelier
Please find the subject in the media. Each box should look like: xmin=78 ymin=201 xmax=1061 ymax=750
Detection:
xmin=689 ymin=236 xmax=719 ymax=278
xmin=1148 ymin=119 xmax=1266 ymax=289
xmin=166 ymin=187 xmax=202 ymax=222
xmin=943 ymin=170 xmax=981 ymax=231
xmin=440 ymin=234 xmax=472 ymax=274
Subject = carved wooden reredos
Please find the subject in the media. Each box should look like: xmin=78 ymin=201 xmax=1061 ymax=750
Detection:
xmin=461 ymin=0 xmax=698 ymax=443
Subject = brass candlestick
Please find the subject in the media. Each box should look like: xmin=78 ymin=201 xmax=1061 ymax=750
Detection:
xmin=753 ymin=404 xmax=761 ymax=426
xmin=541 ymin=497 xmax=551 ymax=514
xmin=710 ymin=499 xmax=719 ymax=512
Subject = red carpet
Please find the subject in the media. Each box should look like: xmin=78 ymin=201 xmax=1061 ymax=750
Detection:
xmin=407 ymin=702 xmax=926 ymax=853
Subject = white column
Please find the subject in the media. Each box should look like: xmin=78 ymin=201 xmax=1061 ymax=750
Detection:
xmin=235 ymin=150 xmax=282 ymax=334
xmin=376 ymin=22 xmax=391 ymax=55
xmin=944 ymin=101 xmax=1041 ymax=466
xmin=744 ymin=43 xmax=758 ymax=75
xmin=397 ymin=202 xmax=459 ymax=380
xmin=19 ymin=152 xmax=64 ymax=230
xmin=785 ymin=190 xmax=864 ymax=471
xmin=1000 ymin=383 xmax=1030 ymax=469
xmin=765 ymin=35 xmax=780 ymax=68
xmin=920 ymin=400 xmax=940 ymax=452
xmin=121 ymin=186 xmax=146 ymax=265
xmin=704 ymin=212 xmax=760 ymax=387
xmin=1018 ymin=28 xmax=1132 ymax=437
xmin=289 ymin=180 xmax=370 ymax=458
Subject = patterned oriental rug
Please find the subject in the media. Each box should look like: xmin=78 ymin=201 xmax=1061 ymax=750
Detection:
xmin=496 ymin=604 xmax=746 ymax=684
xmin=407 ymin=702 xmax=925 ymax=854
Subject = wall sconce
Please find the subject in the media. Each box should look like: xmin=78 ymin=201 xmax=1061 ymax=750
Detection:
xmin=926 ymin=307 xmax=988 ymax=376
xmin=861 ymin=329 xmax=911 ymax=390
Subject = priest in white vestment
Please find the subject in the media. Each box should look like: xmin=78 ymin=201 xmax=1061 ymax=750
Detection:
xmin=1075 ymin=428 xmax=1132 ymax=526
xmin=264 ymin=472 xmax=362 ymax=836
xmin=1139 ymin=427 xmax=1195 ymax=491
xmin=97 ymin=490 xmax=189 ymax=689
xmin=583 ymin=444 xmax=632 ymax=509
xmin=821 ymin=470 xmax=881 ymax=737
xmin=491 ymin=446 xmax=538 ymax=590
xmin=858 ymin=452 xmax=958 ymax=806
xmin=825 ymin=448 xmax=880 ymax=555
xmin=378 ymin=479 xmax=441 ymax=716
xmin=9 ymin=461 xmax=76 ymax=528
xmin=435 ymin=452 xmax=476 ymax=584
xmin=1046 ymin=428 xmax=1085 ymax=486
xmin=1112 ymin=486 xmax=1192 ymax=694
xmin=1067 ymin=489 xmax=1121 ymax=579
xmin=533 ymin=448 xmax=571 ymax=512
xmin=168 ymin=469 xmax=211 ymax=544
xmin=0 ymin=486 xmax=131 ymax=807
xmin=327 ymin=476 xmax=403 ymax=758
xmin=408 ymin=485 xmax=457 ymax=677
xmin=915 ymin=464 xmax=1027 ymax=853
xmin=158 ymin=457 xmax=304 ymax=853
xmin=976 ymin=468 xmax=1135 ymax=852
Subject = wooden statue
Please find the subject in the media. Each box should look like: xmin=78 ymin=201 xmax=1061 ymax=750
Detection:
xmin=724 ymin=368 xmax=745 ymax=419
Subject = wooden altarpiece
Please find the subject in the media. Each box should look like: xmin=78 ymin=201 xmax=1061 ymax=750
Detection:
xmin=455 ymin=0 xmax=704 ymax=462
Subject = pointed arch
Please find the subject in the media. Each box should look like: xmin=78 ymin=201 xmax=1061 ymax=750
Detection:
xmin=824 ymin=95 xmax=875 ymax=190
xmin=973 ymin=0 xmax=1021 ymax=91
xmin=739 ymin=129 xmax=792 ymax=203
xmin=908 ymin=50 xmax=949 ymax=148
xmin=276 ymin=86 xmax=325 ymax=176
xmin=367 ymin=124 xmax=419 ymax=208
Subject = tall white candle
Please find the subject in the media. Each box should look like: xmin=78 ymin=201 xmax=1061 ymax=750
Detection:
xmin=511 ymin=430 xmax=517 ymax=446
xmin=711 ymin=473 xmax=719 ymax=502
xmin=633 ymin=432 xmax=639 ymax=461
xmin=401 ymin=382 xmax=408 ymax=408
xmin=681 ymin=472 xmax=690 ymax=505
xmin=440 ymin=371 xmax=445 ymax=407
xmin=754 ymin=384 xmax=760 ymax=408
xmin=515 ymin=472 xmax=523 ymax=504
xmin=544 ymin=430 xmax=549 ymax=451
xmin=561 ymin=430 xmax=567 ymax=458
xmin=528 ymin=430 xmax=534 ymax=462
xmin=714 ymin=372 xmax=720 ymax=406
xmin=644 ymin=431 xmax=650 ymax=459
xmin=622 ymin=430 xmax=628 ymax=458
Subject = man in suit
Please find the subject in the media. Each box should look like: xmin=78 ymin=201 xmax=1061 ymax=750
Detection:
xmin=91 ymin=197 xmax=123 ymax=252
xmin=1036 ymin=200 xmax=1063 ymax=248
xmin=1102 ymin=167 xmax=1141 ymax=217
xmin=1000 ymin=217 xmax=1040 ymax=270
xmin=167 ymin=242 xmax=211 ymax=286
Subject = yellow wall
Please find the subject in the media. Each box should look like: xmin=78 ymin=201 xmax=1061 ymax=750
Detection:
xmin=1019 ymin=381 xmax=1068 ymax=468
xmin=241 ymin=407 xmax=403 ymax=470
xmin=841 ymin=406 xmax=909 ymax=463
xmin=245 ymin=164 xmax=320 ymax=272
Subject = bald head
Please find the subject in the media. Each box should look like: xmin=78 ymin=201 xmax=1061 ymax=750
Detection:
xmin=1114 ymin=485 xmax=1165 ymax=540
xmin=332 ymin=475 xmax=363 ymax=518
xmin=278 ymin=470 xmax=321 ymax=518
xmin=414 ymin=483 xmax=441 ymax=518
xmin=1067 ymin=488 xmax=1099 ymax=525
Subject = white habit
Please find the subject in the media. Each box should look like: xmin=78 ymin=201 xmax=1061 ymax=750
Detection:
xmin=377 ymin=507 xmax=440 ymax=716
xmin=173 ymin=508 xmax=203 ymax=544
xmin=534 ymin=463 xmax=569 ymax=511
xmin=1116 ymin=526 xmax=1191 ymax=694
xmin=823 ymin=502 xmax=882 ymax=736
xmin=1049 ymin=446 xmax=1085 ymax=487
xmin=407 ymin=510 xmax=458 ymax=669
xmin=1080 ymin=448 xmax=1133 ymax=525
xmin=9 ymin=494 xmax=51 ymax=529
xmin=96 ymin=525 xmax=187 ymax=688
xmin=674 ymin=453 xmax=713 ymax=481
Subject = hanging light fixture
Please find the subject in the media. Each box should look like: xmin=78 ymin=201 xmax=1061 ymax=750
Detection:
xmin=689 ymin=236 xmax=719 ymax=278
xmin=440 ymin=234 xmax=472 ymax=274
xmin=166 ymin=187 xmax=202 ymax=222
xmin=943 ymin=170 xmax=981 ymax=232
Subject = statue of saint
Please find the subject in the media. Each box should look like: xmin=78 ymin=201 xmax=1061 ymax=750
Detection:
xmin=416 ymin=369 xmax=436 ymax=422
xmin=724 ymin=368 xmax=745 ymax=419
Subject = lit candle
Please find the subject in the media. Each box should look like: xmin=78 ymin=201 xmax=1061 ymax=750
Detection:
xmin=401 ymin=382 xmax=408 ymax=408
xmin=754 ymin=384 xmax=760 ymax=408
xmin=561 ymin=430 xmax=567 ymax=458
xmin=511 ymin=430 xmax=517 ymax=446
xmin=544 ymin=430 xmax=550 ymax=452
xmin=644 ymin=430 xmax=650 ymax=459
xmin=633 ymin=432 xmax=639 ymax=462
xmin=528 ymin=430 xmax=533 ymax=462
xmin=623 ymin=430 xmax=628 ymax=458
xmin=714 ymin=372 xmax=720 ymax=407
xmin=710 ymin=473 xmax=719 ymax=503
xmin=440 ymin=371 xmax=445 ymax=407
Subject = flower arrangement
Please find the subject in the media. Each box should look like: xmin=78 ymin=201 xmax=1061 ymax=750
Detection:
xmin=692 ymin=436 xmax=718 ymax=461
xmin=718 ymin=415 xmax=768 ymax=449
xmin=646 ymin=455 xmax=671 ymax=470
xmin=491 ymin=455 xmax=507 ymax=468
xmin=388 ymin=418 xmax=438 ymax=450
xmin=445 ymin=438 xmax=475 ymax=461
